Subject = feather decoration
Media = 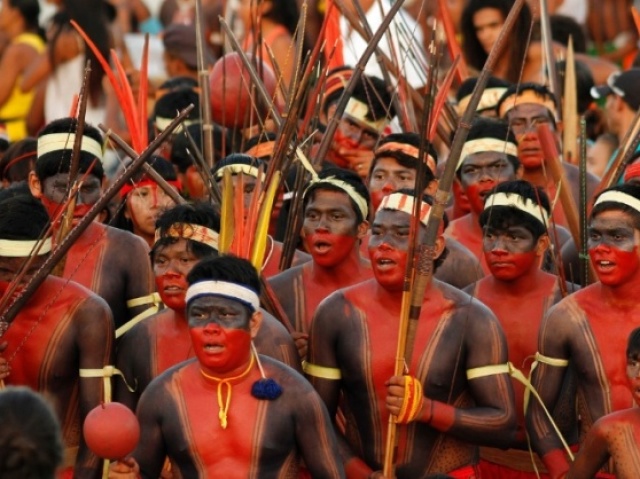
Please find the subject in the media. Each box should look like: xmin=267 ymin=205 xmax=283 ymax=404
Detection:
xmin=218 ymin=169 xmax=235 ymax=254
xmin=428 ymin=55 xmax=460 ymax=141
xmin=437 ymin=0 xmax=468 ymax=81
xmin=250 ymin=171 xmax=281 ymax=269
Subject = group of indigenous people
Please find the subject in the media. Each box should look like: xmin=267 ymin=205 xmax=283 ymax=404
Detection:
xmin=3 ymin=0 xmax=640 ymax=478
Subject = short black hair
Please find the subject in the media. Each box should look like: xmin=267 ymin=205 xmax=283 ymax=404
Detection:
xmin=170 ymin=123 xmax=229 ymax=173
xmin=323 ymin=74 xmax=395 ymax=121
xmin=591 ymin=183 xmax=640 ymax=229
xmin=187 ymin=255 xmax=261 ymax=311
xmin=456 ymin=117 xmax=520 ymax=179
xmin=211 ymin=153 xmax=266 ymax=179
xmin=479 ymin=179 xmax=551 ymax=240
xmin=627 ymin=327 xmax=640 ymax=358
xmin=550 ymin=14 xmax=587 ymax=53
xmin=496 ymin=82 xmax=558 ymax=125
xmin=372 ymin=132 xmax=438 ymax=185
xmin=0 ymin=137 xmax=37 ymax=183
xmin=0 ymin=386 xmax=63 ymax=479
xmin=35 ymin=117 xmax=104 ymax=181
xmin=302 ymin=167 xmax=370 ymax=224
xmin=0 ymin=192 xmax=50 ymax=241
xmin=152 ymin=202 xmax=221 ymax=260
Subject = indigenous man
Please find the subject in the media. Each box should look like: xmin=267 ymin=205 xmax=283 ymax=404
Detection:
xmin=0 ymin=192 xmax=113 ymax=479
xmin=468 ymin=180 xmax=576 ymax=478
xmin=445 ymin=117 xmax=522 ymax=272
xmin=115 ymin=202 xmax=300 ymax=410
xmin=211 ymin=153 xmax=311 ymax=277
xmin=496 ymin=82 xmax=599 ymax=228
xmin=319 ymin=70 xmax=394 ymax=178
xmin=28 ymin=117 xmax=155 ymax=330
xmin=528 ymin=183 xmax=640 ymax=478
xmin=307 ymin=189 xmax=516 ymax=478
xmin=367 ymin=133 xmax=484 ymax=289
xmin=566 ymin=327 xmax=640 ymax=479
xmin=269 ymin=167 xmax=372 ymax=359
xmin=109 ymin=256 xmax=345 ymax=478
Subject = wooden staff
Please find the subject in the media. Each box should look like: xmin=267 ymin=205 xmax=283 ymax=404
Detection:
xmin=313 ymin=0 xmax=409 ymax=165
xmin=579 ymin=116 xmax=591 ymax=286
xmin=52 ymin=61 xmax=91 ymax=277
xmin=537 ymin=124 xmax=581 ymax=249
xmin=194 ymin=0 xmax=215 ymax=167
xmin=539 ymin=0 xmax=562 ymax=122
xmin=0 ymin=106 xmax=194 ymax=327
xmin=99 ymin=125 xmax=187 ymax=206
xmin=562 ymin=38 xmax=578 ymax=165
xmin=382 ymin=1 xmax=527 ymax=475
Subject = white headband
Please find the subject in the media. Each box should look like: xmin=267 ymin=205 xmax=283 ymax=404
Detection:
xmin=155 ymin=117 xmax=197 ymax=132
xmin=303 ymin=176 xmax=369 ymax=219
xmin=344 ymin=97 xmax=388 ymax=132
xmin=214 ymin=164 xmax=260 ymax=180
xmin=458 ymin=138 xmax=519 ymax=170
xmin=37 ymin=133 xmax=103 ymax=159
xmin=185 ymin=280 xmax=260 ymax=311
xmin=0 ymin=237 xmax=52 ymax=257
xmin=377 ymin=192 xmax=431 ymax=227
xmin=154 ymin=223 xmax=219 ymax=251
xmin=594 ymin=191 xmax=640 ymax=214
xmin=484 ymin=192 xmax=549 ymax=226
xmin=457 ymin=87 xmax=508 ymax=115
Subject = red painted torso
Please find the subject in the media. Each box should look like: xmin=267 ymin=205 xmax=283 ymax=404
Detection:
xmin=62 ymin=221 xmax=107 ymax=291
xmin=168 ymin=362 xmax=264 ymax=477
xmin=342 ymin=280 xmax=455 ymax=458
xmin=473 ymin=275 xmax=560 ymax=426
xmin=149 ymin=310 xmax=193 ymax=377
xmin=572 ymin=286 xmax=640 ymax=412
xmin=446 ymin=215 xmax=489 ymax=273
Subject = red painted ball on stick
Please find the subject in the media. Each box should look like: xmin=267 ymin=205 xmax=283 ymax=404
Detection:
xmin=83 ymin=402 xmax=140 ymax=460
xmin=209 ymin=52 xmax=279 ymax=129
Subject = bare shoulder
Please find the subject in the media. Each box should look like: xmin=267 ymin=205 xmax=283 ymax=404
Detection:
xmin=268 ymin=263 xmax=305 ymax=290
xmin=104 ymin=224 xmax=150 ymax=252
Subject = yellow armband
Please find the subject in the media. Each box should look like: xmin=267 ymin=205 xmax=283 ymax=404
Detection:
xmin=302 ymin=361 xmax=342 ymax=380
xmin=80 ymin=365 xmax=136 ymax=402
xmin=117 ymin=293 xmax=163 ymax=339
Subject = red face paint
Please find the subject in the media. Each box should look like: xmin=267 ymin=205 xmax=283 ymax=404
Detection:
xmin=368 ymin=243 xmax=408 ymax=291
xmin=304 ymin=232 xmax=357 ymax=267
xmin=485 ymin=250 xmax=538 ymax=281
xmin=589 ymin=245 xmax=640 ymax=287
xmin=155 ymin=272 xmax=189 ymax=311
xmin=185 ymin=166 xmax=206 ymax=199
xmin=189 ymin=324 xmax=252 ymax=374
xmin=465 ymin=181 xmax=496 ymax=215
xmin=40 ymin=196 xmax=93 ymax=223
xmin=516 ymin=132 xmax=544 ymax=169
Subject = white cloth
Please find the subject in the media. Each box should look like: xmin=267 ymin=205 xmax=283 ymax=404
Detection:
xmin=340 ymin=0 xmax=427 ymax=89
xmin=555 ymin=0 xmax=587 ymax=25
xmin=45 ymin=55 xmax=106 ymax=125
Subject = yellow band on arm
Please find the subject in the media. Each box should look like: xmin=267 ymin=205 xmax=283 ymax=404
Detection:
xmin=126 ymin=292 xmax=162 ymax=309
xmin=534 ymin=352 xmax=569 ymax=367
xmin=80 ymin=365 xmax=137 ymax=403
xmin=466 ymin=361 xmax=575 ymax=466
xmin=466 ymin=363 xmax=512 ymax=380
xmin=302 ymin=361 xmax=342 ymax=380
xmin=117 ymin=293 xmax=163 ymax=339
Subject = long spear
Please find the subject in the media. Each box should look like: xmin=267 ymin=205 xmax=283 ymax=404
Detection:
xmin=539 ymin=0 xmax=562 ymax=122
xmin=381 ymin=1 xmax=526 ymax=475
xmin=562 ymin=38 xmax=578 ymax=165
xmin=0 ymin=106 xmax=194 ymax=327
xmin=313 ymin=0 xmax=408 ymax=165
xmin=195 ymin=0 xmax=214 ymax=167
xmin=98 ymin=125 xmax=187 ymax=206
xmin=52 ymin=61 xmax=92 ymax=277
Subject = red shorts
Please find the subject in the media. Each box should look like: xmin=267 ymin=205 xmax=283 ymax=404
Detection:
xmin=447 ymin=464 xmax=481 ymax=479
xmin=57 ymin=467 xmax=74 ymax=479
xmin=479 ymin=459 xmax=550 ymax=479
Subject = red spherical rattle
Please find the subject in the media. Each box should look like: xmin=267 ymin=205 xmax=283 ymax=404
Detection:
xmin=209 ymin=52 xmax=279 ymax=129
xmin=83 ymin=402 xmax=140 ymax=460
